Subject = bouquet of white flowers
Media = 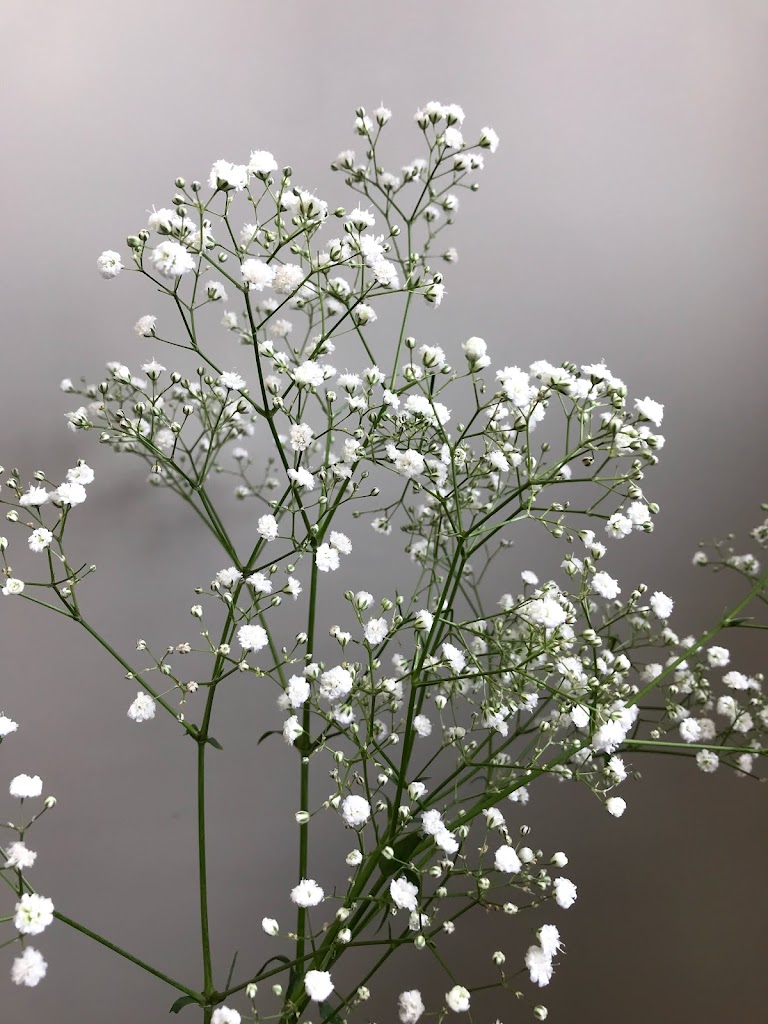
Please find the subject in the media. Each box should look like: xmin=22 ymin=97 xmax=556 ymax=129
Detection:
xmin=2 ymin=100 xmax=766 ymax=1023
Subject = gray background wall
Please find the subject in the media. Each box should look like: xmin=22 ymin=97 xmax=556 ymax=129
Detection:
xmin=1 ymin=2 xmax=767 ymax=1021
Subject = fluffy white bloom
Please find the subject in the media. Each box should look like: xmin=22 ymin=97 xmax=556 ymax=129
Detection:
xmin=353 ymin=303 xmax=377 ymax=324
xmin=479 ymin=126 xmax=500 ymax=151
xmin=526 ymin=596 xmax=568 ymax=630
xmin=341 ymin=794 xmax=371 ymax=828
xmin=592 ymin=572 xmax=621 ymax=600
xmin=649 ymin=591 xmax=674 ymax=619
xmin=211 ymin=1009 xmax=241 ymax=1024
xmin=635 ymin=396 xmax=664 ymax=426
xmin=316 ymin=544 xmax=340 ymax=572
xmin=10 ymin=775 xmax=42 ymax=798
xmin=538 ymin=924 xmax=562 ymax=959
xmin=494 ymin=845 xmax=522 ymax=874
xmin=679 ymin=718 xmax=702 ymax=743
xmin=413 ymin=714 xmax=432 ymax=737
xmin=707 ymin=645 xmax=730 ymax=668
xmin=293 ymin=361 xmax=325 ymax=387
xmin=553 ymin=877 xmax=578 ymax=908
xmin=285 ymin=675 xmax=310 ymax=707
xmin=606 ymin=796 xmax=627 ymax=817
xmin=289 ymin=423 xmax=314 ymax=452
xmin=442 ymin=643 xmax=466 ymax=673
xmin=219 ymin=371 xmax=246 ymax=390
xmin=216 ymin=567 xmax=242 ymax=587
xmin=19 ymin=485 xmax=50 ymax=507
xmin=246 ymin=572 xmax=272 ymax=594
xmin=387 ymin=446 xmax=426 ymax=478
xmin=0 ymin=715 xmax=18 ymax=737
xmin=241 ymin=258 xmax=275 ymax=291
xmin=248 ymin=150 xmax=278 ymax=176
xmin=288 ymin=467 xmax=315 ymax=491
xmin=606 ymin=513 xmax=633 ymax=539
xmin=14 ymin=893 xmax=54 ymax=935
xmin=497 ymin=365 xmax=536 ymax=406
xmin=415 ymin=609 xmax=434 ymax=631
xmin=5 ymin=842 xmax=37 ymax=870
xmin=327 ymin=531 xmax=351 ymax=555
xmin=696 ymin=749 xmax=719 ymax=773
xmin=54 ymin=481 xmax=87 ymax=506
xmin=134 ymin=315 xmax=157 ymax=336
xmin=290 ymin=878 xmax=324 ymax=907
xmin=128 ymin=691 xmax=156 ymax=723
xmin=304 ymin=969 xmax=334 ymax=1002
xmin=390 ymin=876 xmax=419 ymax=911
xmin=272 ymin=263 xmax=305 ymax=294
xmin=445 ymin=986 xmax=470 ymax=1012
xmin=2 ymin=578 xmax=25 ymax=596
xmin=209 ymin=160 xmax=248 ymax=191
xmin=398 ymin=990 xmax=425 ymax=1024
xmin=97 ymin=250 xmax=123 ymax=278
xmin=237 ymin=624 xmax=269 ymax=651
xmin=257 ymin=514 xmax=279 ymax=541
xmin=525 ymin=945 xmax=553 ymax=987
xmin=11 ymin=947 xmax=47 ymax=987
xmin=318 ymin=665 xmax=354 ymax=702
xmin=283 ymin=715 xmax=303 ymax=745
xmin=151 ymin=241 xmax=196 ymax=277
xmin=364 ymin=617 xmax=388 ymax=645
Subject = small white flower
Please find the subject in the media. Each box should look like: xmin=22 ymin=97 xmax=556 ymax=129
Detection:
xmin=2 ymin=578 xmax=25 ymax=596
xmin=479 ymin=126 xmax=500 ymax=152
xmin=238 ymin=624 xmax=269 ymax=652
xmin=262 ymin=917 xmax=279 ymax=936
xmin=316 ymin=544 xmax=340 ymax=572
xmin=5 ymin=841 xmax=37 ymax=870
xmin=329 ymin=531 xmax=352 ymax=555
xmin=398 ymin=989 xmax=425 ymax=1024
xmin=134 ymin=315 xmax=157 ymax=337
xmin=283 ymin=715 xmax=303 ymax=745
xmin=649 ymin=591 xmax=674 ymax=619
xmin=209 ymin=160 xmax=248 ymax=192
xmin=241 ymin=258 xmax=275 ymax=291
xmin=0 ymin=715 xmax=19 ymax=737
xmin=256 ymin=514 xmax=279 ymax=541
xmin=635 ymin=396 xmax=664 ymax=426
xmin=494 ymin=845 xmax=522 ymax=874
xmin=364 ymin=617 xmax=388 ymax=645
xmin=14 ymin=893 xmax=54 ymax=935
xmin=605 ymin=796 xmax=627 ymax=817
xmin=538 ymin=924 xmax=562 ymax=958
xmin=592 ymin=572 xmax=621 ymax=600
xmin=445 ymin=985 xmax=471 ymax=1012
xmin=53 ymin=481 xmax=87 ymax=506
xmin=219 ymin=371 xmax=246 ymax=391
xmin=341 ymin=794 xmax=371 ymax=828
xmin=288 ymin=467 xmax=315 ymax=491
xmin=128 ymin=691 xmax=156 ymax=723
xmin=390 ymin=876 xmax=419 ymax=911
xmin=290 ymin=878 xmax=324 ymax=907
xmin=553 ymin=877 xmax=577 ymax=908
xmin=97 ymin=250 xmax=123 ymax=278
xmin=10 ymin=774 xmax=42 ymax=798
xmin=305 ymin=969 xmax=334 ymax=1002
xmin=525 ymin=945 xmax=553 ymax=987
xmin=11 ymin=947 xmax=47 ymax=987
xmin=151 ymin=241 xmax=195 ymax=278
xmin=211 ymin=1009 xmax=241 ymax=1024
xmin=248 ymin=150 xmax=278 ymax=177
xmin=289 ymin=423 xmax=314 ymax=452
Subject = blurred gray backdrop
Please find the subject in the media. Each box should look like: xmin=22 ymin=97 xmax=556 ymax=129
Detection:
xmin=1 ymin=1 xmax=767 ymax=1021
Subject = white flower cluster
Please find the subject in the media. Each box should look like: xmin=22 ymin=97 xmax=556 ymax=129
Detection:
xmin=2 ymin=99 xmax=764 ymax=1022
xmin=0 ymin=720 xmax=55 ymax=988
